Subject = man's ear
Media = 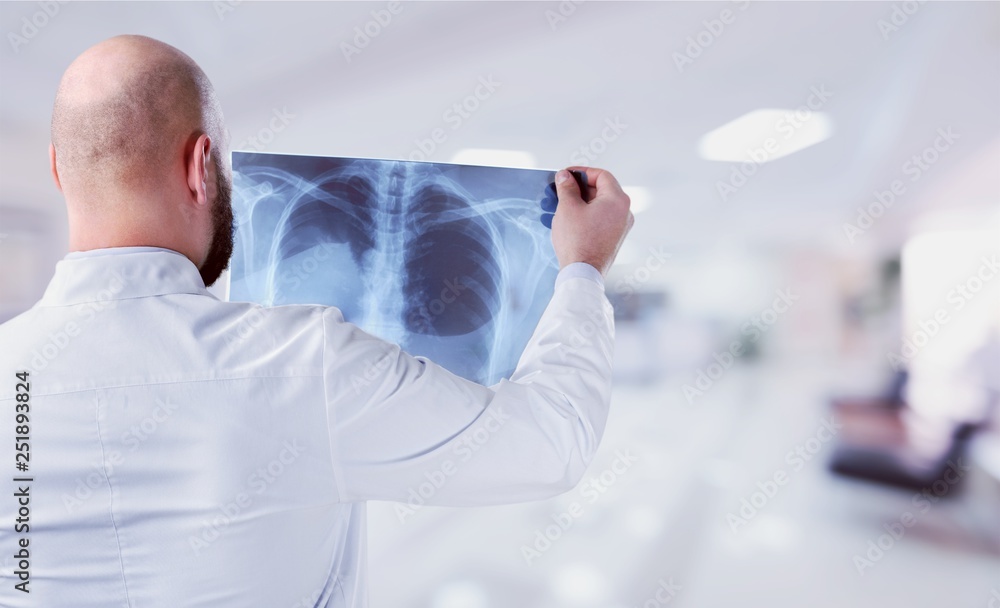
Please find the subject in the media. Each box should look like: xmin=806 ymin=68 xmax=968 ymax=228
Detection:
xmin=186 ymin=133 xmax=212 ymax=207
xmin=49 ymin=144 xmax=62 ymax=193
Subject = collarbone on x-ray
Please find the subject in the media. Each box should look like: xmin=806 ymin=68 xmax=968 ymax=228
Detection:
xmin=229 ymin=152 xmax=562 ymax=385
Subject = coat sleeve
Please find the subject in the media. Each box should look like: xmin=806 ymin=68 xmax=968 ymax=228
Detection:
xmin=321 ymin=269 xmax=615 ymax=506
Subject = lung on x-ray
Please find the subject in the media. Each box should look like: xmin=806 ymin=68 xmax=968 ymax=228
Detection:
xmin=228 ymin=151 xmax=563 ymax=385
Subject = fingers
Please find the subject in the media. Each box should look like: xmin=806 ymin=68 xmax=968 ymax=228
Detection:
xmin=565 ymin=165 xmax=626 ymax=198
xmin=549 ymin=166 xmax=636 ymax=274
xmin=555 ymin=166 xmax=633 ymax=230
xmin=554 ymin=169 xmax=584 ymax=206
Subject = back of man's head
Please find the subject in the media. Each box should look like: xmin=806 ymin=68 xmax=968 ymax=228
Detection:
xmin=51 ymin=34 xmax=223 ymax=198
xmin=50 ymin=35 xmax=234 ymax=287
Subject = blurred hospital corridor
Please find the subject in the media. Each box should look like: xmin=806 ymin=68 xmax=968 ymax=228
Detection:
xmin=1 ymin=2 xmax=998 ymax=607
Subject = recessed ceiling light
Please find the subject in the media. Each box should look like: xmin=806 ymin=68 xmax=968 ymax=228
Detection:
xmin=450 ymin=148 xmax=537 ymax=168
xmin=698 ymin=109 xmax=833 ymax=163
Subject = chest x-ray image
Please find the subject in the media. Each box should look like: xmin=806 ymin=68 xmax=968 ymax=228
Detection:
xmin=228 ymin=151 xmax=562 ymax=385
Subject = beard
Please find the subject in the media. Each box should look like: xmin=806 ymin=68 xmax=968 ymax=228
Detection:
xmin=199 ymin=153 xmax=235 ymax=288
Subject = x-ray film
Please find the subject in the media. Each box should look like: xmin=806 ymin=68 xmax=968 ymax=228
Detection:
xmin=228 ymin=151 xmax=563 ymax=385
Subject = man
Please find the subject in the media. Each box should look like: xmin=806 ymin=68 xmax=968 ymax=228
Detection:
xmin=0 ymin=35 xmax=633 ymax=607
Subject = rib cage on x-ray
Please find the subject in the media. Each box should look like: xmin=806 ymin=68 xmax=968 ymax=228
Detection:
xmin=229 ymin=152 xmax=560 ymax=385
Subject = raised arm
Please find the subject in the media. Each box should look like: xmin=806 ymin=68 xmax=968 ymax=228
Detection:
xmin=321 ymin=167 xmax=633 ymax=506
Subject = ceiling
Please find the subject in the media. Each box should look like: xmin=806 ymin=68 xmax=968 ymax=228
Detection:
xmin=1 ymin=1 xmax=998 ymax=264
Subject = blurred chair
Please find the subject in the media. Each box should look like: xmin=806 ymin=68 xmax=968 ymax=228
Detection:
xmin=828 ymin=369 xmax=984 ymax=491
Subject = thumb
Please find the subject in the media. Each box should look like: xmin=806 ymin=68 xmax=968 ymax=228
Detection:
xmin=554 ymin=169 xmax=584 ymax=206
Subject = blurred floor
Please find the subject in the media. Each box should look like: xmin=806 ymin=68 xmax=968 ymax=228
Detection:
xmin=367 ymin=360 xmax=1000 ymax=608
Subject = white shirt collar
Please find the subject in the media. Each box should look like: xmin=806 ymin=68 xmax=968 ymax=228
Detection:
xmin=65 ymin=246 xmax=185 ymax=259
xmin=39 ymin=248 xmax=212 ymax=306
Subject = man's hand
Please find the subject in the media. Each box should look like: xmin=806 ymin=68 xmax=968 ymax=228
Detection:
xmin=551 ymin=166 xmax=634 ymax=276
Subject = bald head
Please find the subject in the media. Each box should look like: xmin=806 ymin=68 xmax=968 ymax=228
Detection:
xmin=51 ymin=35 xmax=224 ymax=192
xmin=51 ymin=35 xmax=234 ymax=287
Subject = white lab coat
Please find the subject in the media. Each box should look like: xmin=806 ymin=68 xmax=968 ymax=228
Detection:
xmin=0 ymin=247 xmax=614 ymax=607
